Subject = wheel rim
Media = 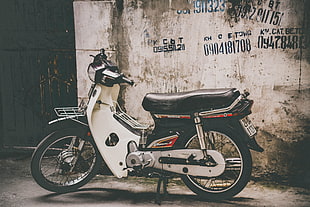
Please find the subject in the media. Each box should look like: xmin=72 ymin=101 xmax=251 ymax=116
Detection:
xmin=38 ymin=135 xmax=97 ymax=187
xmin=185 ymin=131 xmax=244 ymax=193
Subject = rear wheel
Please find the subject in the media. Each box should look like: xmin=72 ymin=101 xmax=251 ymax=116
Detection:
xmin=31 ymin=128 xmax=101 ymax=193
xmin=182 ymin=128 xmax=252 ymax=200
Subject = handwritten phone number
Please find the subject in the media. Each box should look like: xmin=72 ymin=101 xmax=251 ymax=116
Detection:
xmin=153 ymin=44 xmax=185 ymax=53
xmin=204 ymin=39 xmax=251 ymax=56
xmin=258 ymin=35 xmax=306 ymax=49
xmin=234 ymin=4 xmax=284 ymax=26
xmin=193 ymin=0 xmax=225 ymax=13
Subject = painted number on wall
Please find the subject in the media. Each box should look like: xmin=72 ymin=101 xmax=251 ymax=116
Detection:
xmin=235 ymin=6 xmax=284 ymax=25
xmin=232 ymin=0 xmax=284 ymax=26
xmin=153 ymin=37 xmax=185 ymax=53
xmin=177 ymin=0 xmax=225 ymax=14
xmin=193 ymin=0 xmax=225 ymax=13
xmin=203 ymin=31 xmax=252 ymax=56
xmin=204 ymin=39 xmax=251 ymax=56
xmin=258 ymin=28 xmax=306 ymax=49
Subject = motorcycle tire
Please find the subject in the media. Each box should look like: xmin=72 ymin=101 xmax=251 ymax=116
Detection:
xmin=31 ymin=127 xmax=102 ymax=193
xmin=181 ymin=127 xmax=252 ymax=200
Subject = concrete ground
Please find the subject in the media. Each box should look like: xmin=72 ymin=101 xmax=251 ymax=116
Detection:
xmin=0 ymin=153 xmax=309 ymax=207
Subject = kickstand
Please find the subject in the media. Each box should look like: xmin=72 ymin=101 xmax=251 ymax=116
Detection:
xmin=155 ymin=176 xmax=168 ymax=205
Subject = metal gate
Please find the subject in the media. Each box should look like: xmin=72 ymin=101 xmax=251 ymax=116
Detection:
xmin=0 ymin=0 xmax=77 ymax=149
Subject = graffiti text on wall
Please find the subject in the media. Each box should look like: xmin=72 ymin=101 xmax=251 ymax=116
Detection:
xmin=258 ymin=28 xmax=306 ymax=49
xmin=177 ymin=0 xmax=225 ymax=15
xmin=231 ymin=0 xmax=284 ymax=26
xmin=153 ymin=37 xmax=186 ymax=53
xmin=203 ymin=31 xmax=252 ymax=56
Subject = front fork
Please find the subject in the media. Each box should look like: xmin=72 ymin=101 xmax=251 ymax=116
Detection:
xmin=67 ymin=137 xmax=85 ymax=172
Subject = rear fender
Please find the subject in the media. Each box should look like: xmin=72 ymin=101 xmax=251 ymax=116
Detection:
xmin=202 ymin=119 xmax=264 ymax=152
xmin=44 ymin=118 xmax=88 ymax=136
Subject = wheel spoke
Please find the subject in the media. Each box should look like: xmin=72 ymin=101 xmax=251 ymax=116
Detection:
xmin=38 ymin=136 xmax=97 ymax=187
xmin=185 ymin=130 xmax=245 ymax=193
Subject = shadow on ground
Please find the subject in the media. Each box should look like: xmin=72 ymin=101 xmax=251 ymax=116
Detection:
xmin=34 ymin=187 xmax=254 ymax=206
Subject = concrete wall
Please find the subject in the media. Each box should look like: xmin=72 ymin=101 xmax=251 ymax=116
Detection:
xmin=74 ymin=0 xmax=310 ymax=186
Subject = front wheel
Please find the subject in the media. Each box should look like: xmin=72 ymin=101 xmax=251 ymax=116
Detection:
xmin=181 ymin=128 xmax=252 ymax=200
xmin=31 ymin=127 xmax=101 ymax=193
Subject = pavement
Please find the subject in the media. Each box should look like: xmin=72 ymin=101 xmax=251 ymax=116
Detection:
xmin=0 ymin=153 xmax=309 ymax=207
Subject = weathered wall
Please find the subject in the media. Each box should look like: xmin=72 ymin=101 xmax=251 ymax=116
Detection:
xmin=74 ymin=0 xmax=310 ymax=186
xmin=74 ymin=1 xmax=116 ymax=97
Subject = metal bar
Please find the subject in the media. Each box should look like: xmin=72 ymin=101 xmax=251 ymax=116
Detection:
xmin=114 ymin=111 xmax=148 ymax=130
xmin=194 ymin=113 xmax=208 ymax=157
xmin=198 ymin=95 xmax=242 ymax=116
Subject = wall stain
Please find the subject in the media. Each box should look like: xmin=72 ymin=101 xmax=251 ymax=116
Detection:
xmin=116 ymin=0 xmax=124 ymax=14
xmin=253 ymin=129 xmax=310 ymax=188
xmin=225 ymin=0 xmax=272 ymax=26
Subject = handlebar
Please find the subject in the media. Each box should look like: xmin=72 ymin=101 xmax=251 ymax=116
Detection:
xmin=121 ymin=75 xmax=134 ymax=86
xmin=91 ymin=48 xmax=134 ymax=86
xmin=101 ymin=69 xmax=134 ymax=86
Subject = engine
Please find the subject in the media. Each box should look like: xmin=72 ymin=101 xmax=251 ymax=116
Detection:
xmin=125 ymin=141 xmax=226 ymax=177
xmin=126 ymin=141 xmax=155 ymax=169
xmin=126 ymin=151 xmax=155 ymax=168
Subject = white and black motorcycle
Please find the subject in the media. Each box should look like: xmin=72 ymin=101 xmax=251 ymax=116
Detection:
xmin=31 ymin=49 xmax=264 ymax=201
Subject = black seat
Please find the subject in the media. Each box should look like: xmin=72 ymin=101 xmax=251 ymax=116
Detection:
xmin=142 ymin=88 xmax=240 ymax=113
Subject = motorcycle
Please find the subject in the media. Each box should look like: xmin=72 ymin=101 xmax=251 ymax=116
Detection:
xmin=31 ymin=49 xmax=264 ymax=201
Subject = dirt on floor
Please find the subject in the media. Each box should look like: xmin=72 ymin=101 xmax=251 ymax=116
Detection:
xmin=0 ymin=153 xmax=309 ymax=207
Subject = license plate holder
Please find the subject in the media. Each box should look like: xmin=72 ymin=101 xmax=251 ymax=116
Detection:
xmin=240 ymin=116 xmax=257 ymax=137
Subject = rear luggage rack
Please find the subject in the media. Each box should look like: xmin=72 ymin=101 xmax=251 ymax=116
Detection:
xmin=49 ymin=106 xmax=87 ymax=125
xmin=54 ymin=107 xmax=85 ymax=117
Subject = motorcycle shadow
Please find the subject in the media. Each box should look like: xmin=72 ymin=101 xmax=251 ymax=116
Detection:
xmin=35 ymin=187 xmax=254 ymax=206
